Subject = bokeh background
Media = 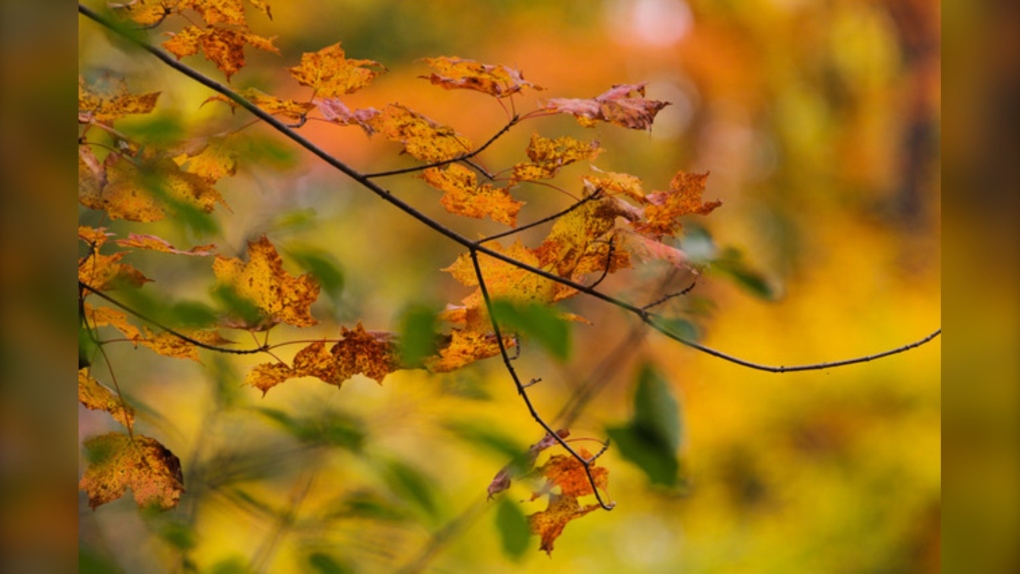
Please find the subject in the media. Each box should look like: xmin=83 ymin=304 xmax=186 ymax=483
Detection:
xmin=75 ymin=0 xmax=946 ymax=571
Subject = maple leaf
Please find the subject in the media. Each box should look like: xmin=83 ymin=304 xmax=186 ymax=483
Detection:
xmin=444 ymin=240 xmax=557 ymax=312
xmin=527 ymin=448 xmax=610 ymax=555
xmin=163 ymin=25 xmax=279 ymax=80
xmin=79 ymin=251 xmax=151 ymax=291
xmin=529 ymin=494 xmax=601 ymax=555
xmin=79 ymin=75 xmax=160 ymax=125
xmin=314 ymin=98 xmax=380 ymax=135
xmin=420 ymin=57 xmax=541 ymax=98
xmin=140 ymin=327 xmax=234 ymax=361
xmin=582 ymin=168 xmax=647 ymax=202
xmin=509 ymin=133 xmax=603 ymax=185
xmin=212 ymin=235 xmax=320 ymax=329
xmin=536 ymin=194 xmax=630 ymax=281
xmin=78 ymin=226 xmax=113 ymax=249
xmin=424 ymin=328 xmax=507 ymax=373
xmin=288 ymin=43 xmax=385 ymax=98
xmin=172 ymin=135 xmax=240 ymax=184
xmin=633 ymin=171 xmax=721 ymax=238
xmin=244 ymin=361 xmax=293 ymax=395
xmin=177 ymin=0 xmax=271 ymax=26
xmin=206 ymin=88 xmax=316 ymax=120
xmin=541 ymin=83 xmax=669 ymax=130
xmin=83 ymin=303 xmax=142 ymax=342
xmin=78 ymin=368 xmax=135 ymax=428
xmin=114 ymin=233 xmax=216 ymax=256
xmin=370 ymin=104 xmax=473 ymax=163
xmin=79 ymin=432 xmax=184 ymax=511
xmin=422 ymin=165 xmax=522 ymax=226
xmin=111 ymin=0 xmax=175 ymax=27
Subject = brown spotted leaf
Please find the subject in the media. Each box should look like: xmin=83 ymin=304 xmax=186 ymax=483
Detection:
xmin=420 ymin=57 xmax=540 ymax=98
xmin=288 ymin=43 xmax=385 ymax=98
xmin=163 ymin=25 xmax=278 ymax=80
xmin=529 ymin=494 xmax=600 ymax=555
xmin=79 ymin=75 xmax=160 ymax=125
xmin=78 ymin=369 xmax=135 ymax=428
xmin=78 ymin=226 xmax=113 ymax=250
xmin=527 ymin=447 xmax=610 ymax=555
xmin=540 ymin=83 xmax=669 ymax=130
xmin=79 ymin=432 xmax=184 ymax=511
xmin=370 ymin=104 xmax=473 ymax=163
xmin=422 ymin=165 xmax=522 ymax=226
xmin=509 ymin=133 xmax=602 ymax=185
xmin=212 ymin=235 xmax=320 ymax=329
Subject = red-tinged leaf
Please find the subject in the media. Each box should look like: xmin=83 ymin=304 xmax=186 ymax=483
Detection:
xmin=370 ymin=104 xmax=472 ymax=163
xmin=624 ymin=231 xmax=689 ymax=269
xmin=534 ymin=450 xmax=609 ymax=499
xmin=139 ymin=327 xmax=234 ymax=361
xmin=528 ymin=494 xmax=600 ymax=555
xmin=486 ymin=430 xmax=571 ymax=499
xmin=79 ymin=432 xmax=184 ymax=511
xmin=420 ymin=57 xmax=541 ymax=98
xmin=79 ymin=75 xmax=160 ymax=124
xmin=212 ymin=235 xmax=320 ymax=329
xmin=536 ymin=194 xmax=630 ymax=279
xmin=163 ymin=25 xmax=278 ymax=80
xmin=314 ymin=98 xmax=380 ymax=135
xmin=79 ymin=251 xmax=151 ymax=291
xmin=205 ymin=89 xmax=316 ymax=120
xmin=422 ymin=165 xmax=522 ymax=227
xmin=111 ymin=0 xmax=173 ymax=27
xmin=78 ymin=368 xmax=135 ymax=428
xmin=288 ymin=43 xmax=385 ymax=98
xmin=509 ymin=133 xmax=603 ymax=185
xmin=541 ymin=82 xmax=669 ymax=130
xmin=633 ymin=171 xmax=721 ymax=238
xmin=83 ymin=303 xmax=142 ymax=342
xmin=114 ymin=233 xmax=216 ymax=256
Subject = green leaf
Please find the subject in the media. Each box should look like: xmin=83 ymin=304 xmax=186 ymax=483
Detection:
xmin=655 ymin=316 xmax=700 ymax=342
xmin=495 ymin=498 xmax=532 ymax=560
xmin=254 ymin=407 xmax=365 ymax=451
xmin=211 ymin=284 xmax=263 ymax=327
xmin=490 ymin=299 xmax=571 ymax=361
xmin=307 ymin=552 xmax=352 ymax=574
xmin=397 ymin=304 xmax=440 ymax=367
xmin=444 ymin=421 xmax=524 ymax=460
xmin=284 ymin=245 xmax=345 ymax=303
xmin=382 ymin=459 xmax=440 ymax=522
xmin=713 ymin=246 xmax=775 ymax=300
xmin=605 ymin=363 xmax=685 ymax=487
xmin=169 ymin=300 xmax=218 ymax=327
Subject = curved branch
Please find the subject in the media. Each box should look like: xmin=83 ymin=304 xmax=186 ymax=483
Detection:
xmin=363 ymin=118 xmax=518 ymax=179
xmin=79 ymin=4 xmax=942 ymax=373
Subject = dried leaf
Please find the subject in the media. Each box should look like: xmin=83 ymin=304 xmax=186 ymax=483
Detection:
xmin=212 ymin=235 xmax=320 ymax=329
xmin=527 ymin=447 xmax=610 ymax=555
xmin=422 ymin=165 xmax=522 ymax=226
xmin=173 ymin=135 xmax=239 ymax=184
xmin=79 ymin=432 xmax=184 ymax=511
xmin=528 ymin=494 xmax=600 ymax=555
xmin=582 ymin=168 xmax=646 ymax=202
xmin=79 ymin=75 xmax=160 ymax=124
xmin=288 ymin=43 xmax=385 ymax=97
xmin=78 ymin=369 xmax=135 ymax=428
xmin=114 ymin=233 xmax=216 ymax=256
xmin=370 ymin=104 xmax=472 ymax=163
xmin=541 ymin=83 xmax=669 ymax=130
xmin=420 ymin=57 xmax=540 ymax=98
xmin=78 ymin=226 xmax=113 ymax=249
xmin=634 ymin=171 xmax=721 ymax=238
xmin=163 ymin=25 xmax=278 ymax=80
xmin=314 ymin=98 xmax=380 ymax=134
xmin=509 ymin=133 xmax=602 ymax=185
xmin=244 ymin=361 xmax=293 ymax=395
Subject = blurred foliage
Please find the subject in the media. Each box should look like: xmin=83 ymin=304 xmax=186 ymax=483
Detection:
xmin=77 ymin=0 xmax=940 ymax=572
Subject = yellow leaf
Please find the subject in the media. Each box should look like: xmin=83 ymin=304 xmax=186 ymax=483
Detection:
xmin=111 ymin=0 xmax=173 ymax=27
xmin=212 ymin=235 xmax=320 ymax=328
xmin=79 ymin=432 xmax=184 ymax=511
xmin=78 ymin=226 xmax=113 ymax=249
xmin=425 ymin=328 xmax=508 ymax=373
xmin=79 ymin=75 xmax=160 ymax=124
xmin=78 ymin=369 xmax=135 ymax=428
xmin=288 ymin=43 xmax=385 ymax=98
xmin=509 ymin=133 xmax=602 ymax=185
xmin=173 ymin=135 xmax=239 ymax=184
xmin=113 ymin=233 xmax=216 ymax=256
xmin=444 ymin=240 xmax=556 ymax=310
xmin=83 ymin=303 xmax=142 ymax=342
xmin=205 ymin=89 xmax=316 ymax=121
xmin=420 ymin=56 xmax=541 ymax=98
xmin=370 ymin=104 xmax=472 ymax=163
xmin=79 ymin=251 xmax=151 ymax=291
xmin=163 ymin=25 xmax=278 ymax=80
xmin=139 ymin=327 xmax=234 ymax=361
xmin=422 ymin=165 xmax=522 ymax=227
xmin=245 ymin=361 xmax=293 ymax=395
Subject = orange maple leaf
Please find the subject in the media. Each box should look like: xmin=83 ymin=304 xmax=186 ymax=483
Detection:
xmin=288 ymin=43 xmax=385 ymax=98
xmin=529 ymin=494 xmax=601 ymax=555
xmin=541 ymin=83 xmax=669 ymax=130
xmin=370 ymin=104 xmax=473 ymax=163
xmin=420 ymin=56 xmax=541 ymax=98
xmin=78 ymin=369 xmax=135 ymax=428
xmin=424 ymin=328 xmax=508 ymax=373
xmin=422 ymin=165 xmax=522 ymax=227
xmin=212 ymin=235 xmax=320 ymax=329
xmin=163 ymin=25 xmax=278 ymax=80
xmin=79 ymin=432 xmax=185 ymax=511
xmin=444 ymin=240 xmax=557 ymax=312
xmin=633 ymin=171 xmax=721 ymax=238
xmin=527 ymin=448 xmax=610 ymax=555
xmin=83 ymin=302 xmax=142 ymax=342
xmin=111 ymin=0 xmax=174 ymax=27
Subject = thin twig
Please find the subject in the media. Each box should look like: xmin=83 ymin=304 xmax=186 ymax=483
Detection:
xmin=469 ymin=250 xmax=615 ymax=510
xmin=642 ymin=279 xmax=698 ymax=311
xmin=479 ymin=189 xmax=602 ymax=244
